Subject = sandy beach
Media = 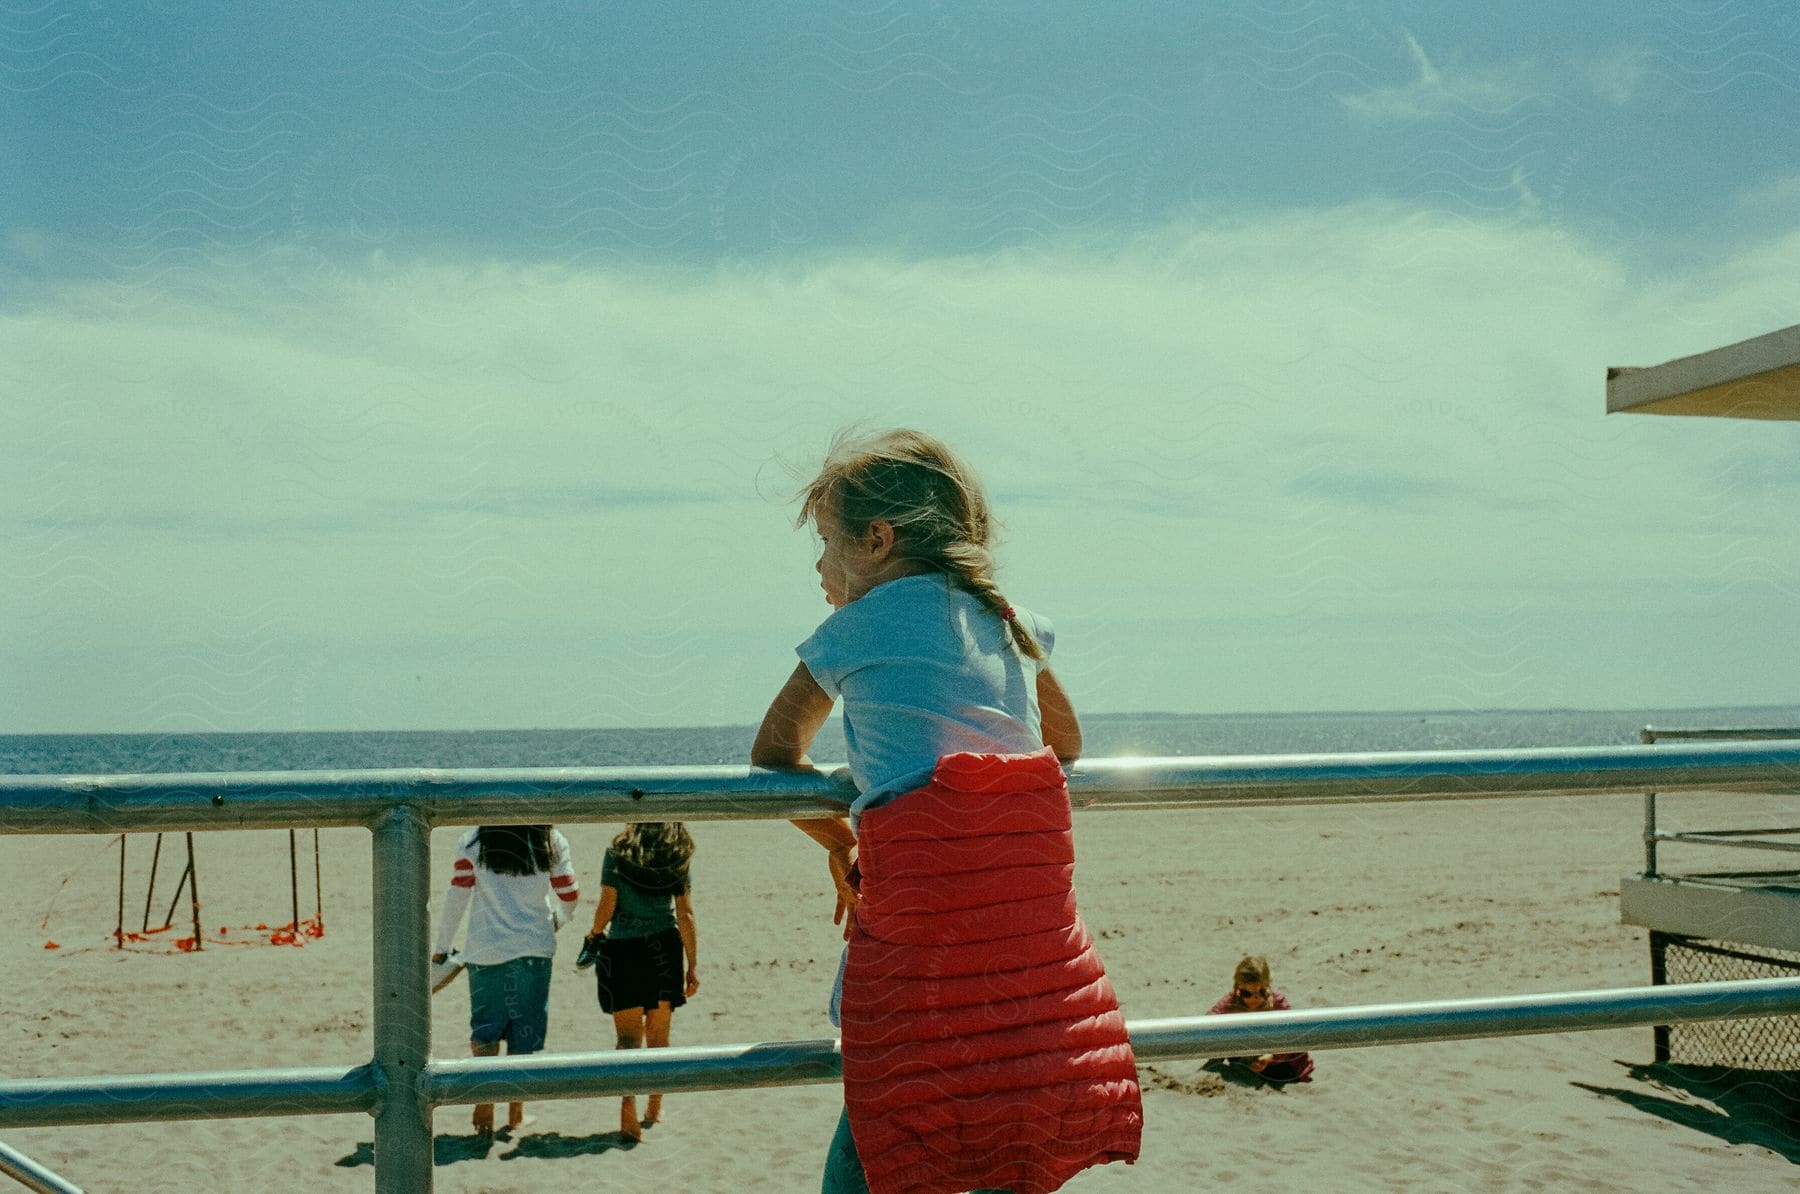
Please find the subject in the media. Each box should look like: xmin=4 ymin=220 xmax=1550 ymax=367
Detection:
xmin=4 ymin=788 xmax=1795 ymax=1192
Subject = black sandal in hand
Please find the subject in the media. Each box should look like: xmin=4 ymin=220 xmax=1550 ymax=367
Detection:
xmin=575 ymin=933 xmax=606 ymax=969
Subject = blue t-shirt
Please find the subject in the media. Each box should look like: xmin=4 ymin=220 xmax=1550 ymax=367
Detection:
xmin=797 ymin=572 xmax=1053 ymax=827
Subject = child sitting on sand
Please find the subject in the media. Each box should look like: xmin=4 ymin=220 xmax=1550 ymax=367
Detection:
xmin=1208 ymin=954 xmax=1315 ymax=1084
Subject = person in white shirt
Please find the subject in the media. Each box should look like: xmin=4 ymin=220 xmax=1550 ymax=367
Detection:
xmin=433 ymin=824 xmax=580 ymax=1138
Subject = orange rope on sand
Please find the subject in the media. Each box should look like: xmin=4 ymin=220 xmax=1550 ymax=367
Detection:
xmin=268 ymin=916 xmax=326 ymax=947
xmin=54 ymin=830 xmax=331 ymax=954
xmin=99 ymin=914 xmax=328 ymax=953
xmin=37 ymin=834 xmax=124 ymax=931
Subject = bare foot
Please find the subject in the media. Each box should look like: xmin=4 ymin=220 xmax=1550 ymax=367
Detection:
xmin=497 ymin=1111 xmax=535 ymax=1140
xmin=642 ymin=1093 xmax=663 ymax=1127
xmin=620 ymin=1096 xmax=642 ymax=1142
xmin=472 ymin=1104 xmax=495 ymax=1139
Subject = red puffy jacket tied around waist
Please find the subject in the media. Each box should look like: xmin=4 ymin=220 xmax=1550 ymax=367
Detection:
xmin=839 ymin=749 xmax=1143 ymax=1194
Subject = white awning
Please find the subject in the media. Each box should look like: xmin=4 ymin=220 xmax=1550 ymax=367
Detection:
xmin=1606 ymin=323 xmax=1800 ymax=421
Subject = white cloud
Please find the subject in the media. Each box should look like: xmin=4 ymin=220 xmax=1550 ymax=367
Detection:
xmin=1341 ymin=37 xmax=1655 ymax=122
xmin=1736 ymin=173 xmax=1800 ymax=212
xmin=1588 ymin=44 xmax=1651 ymax=106
xmin=1510 ymin=166 xmax=1542 ymax=215
xmin=5 ymin=208 xmax=1798 ymax=730
xmin=1340 ymin=34 xmax=1543 ymax=121
xmin=1404 ymin=33 xmax=1443 ymax=90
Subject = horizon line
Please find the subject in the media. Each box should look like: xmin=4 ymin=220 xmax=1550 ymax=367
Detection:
xmin=8 ymin=702 xmax=1800 ymax=740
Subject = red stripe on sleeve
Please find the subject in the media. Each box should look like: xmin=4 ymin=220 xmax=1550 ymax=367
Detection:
xmin=550 ymin=874 xmax=574 ymax=887
xmin=453 ymin=858 xmax=474 ymax=870
xmin=450 ymin=876 xmax=475 ymax=888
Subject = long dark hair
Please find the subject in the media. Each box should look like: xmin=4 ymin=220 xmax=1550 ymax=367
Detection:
xmin=476 ymin=825 xmax=552 ymax=876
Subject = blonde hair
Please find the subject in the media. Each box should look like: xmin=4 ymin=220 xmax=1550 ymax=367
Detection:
xmin=1233 ymin=955 xmax=1272 ymax=989
xmin=798 ymin=427 xmax=1045 ymax=661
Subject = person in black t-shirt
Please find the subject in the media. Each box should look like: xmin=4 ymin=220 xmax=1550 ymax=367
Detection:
xmin=577 ymin=821 xmax=699 ymax=1140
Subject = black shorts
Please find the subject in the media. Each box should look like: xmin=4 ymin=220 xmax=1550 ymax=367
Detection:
xmin=594 ymin=927 xmax=687 ymax=1014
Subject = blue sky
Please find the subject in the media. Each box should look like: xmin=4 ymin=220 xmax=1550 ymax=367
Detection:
xmin=4 ymin=2 xmax=1798 ymax=732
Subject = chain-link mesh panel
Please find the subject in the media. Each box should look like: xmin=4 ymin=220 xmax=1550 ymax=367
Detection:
xmin=1654 ymin=933 xmax=1800 ymax=1069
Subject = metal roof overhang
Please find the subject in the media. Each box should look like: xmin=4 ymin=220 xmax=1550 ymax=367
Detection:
xmin=1606 ymin=322 xmax=1800 ymax=421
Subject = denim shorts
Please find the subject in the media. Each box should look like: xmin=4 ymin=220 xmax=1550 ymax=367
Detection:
xmin=465 ymin=955 xmax=552 ymax=1053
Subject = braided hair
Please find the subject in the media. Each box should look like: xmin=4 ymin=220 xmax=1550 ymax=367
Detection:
xmin=798 ymin=427 xmax=1045 ymax=661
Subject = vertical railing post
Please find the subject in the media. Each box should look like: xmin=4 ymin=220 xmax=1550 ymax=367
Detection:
xmin=371 ymin=807 xmax=433 ymax=1193
xmin=1649 ymin=931 xmax=1671 ymax=1064
xmin=1640 ymin=727 xmax=1658 ymax=878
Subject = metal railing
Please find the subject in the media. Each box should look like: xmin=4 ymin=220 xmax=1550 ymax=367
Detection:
xmin=4 ymin=740 xmax=1800 ymax=1193
xmin=1638 ymin=727 xmax=1800 ymax=876
xmin=0 ymin=1140 xmax=80 ymax=1194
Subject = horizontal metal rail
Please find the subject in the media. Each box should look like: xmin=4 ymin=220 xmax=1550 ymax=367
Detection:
xmin=0 ymin=1141 xmax=82 ymax=1194
xmin=1646 ymin=831 xmax=1800 ymax=854
xmin=0 ymin=1066 xmax=380 ymax=1128
xmin=1635 ymin=729 xmax=1800 ymax=877
xmin=4 ymin=741 xmax=1800 ymax=834
xmin=3 ymin=978 xmax=1796 ymax=1130
xmin=425 ymin=976 xmax=1800 ymax=1107
xmin=1642 ymin=726 xmax=1800 ymax=742
xmin=7 ymin=743 xmax=1800 ymax=1191
xmin=1651 ymin=826 xmax=1800 ymax=837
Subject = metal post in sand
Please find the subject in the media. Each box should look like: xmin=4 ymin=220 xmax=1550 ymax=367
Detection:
xmin=161 ymin=859 xmax=190 ymax=931
xmin=185 ymin=832 xmax=202 ymax=952
xmin=313 ymin=828 xmax=323 ymax=932
xmin=141 ymin=833 xmax=163 ymax=933
xmin=288 ymin=829 xmax=300 ymax=940
xmin=114 ymin=835 xmax=125 ymax=947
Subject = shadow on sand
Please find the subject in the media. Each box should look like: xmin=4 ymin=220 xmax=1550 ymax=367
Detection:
xmin=497 ymin=1131 xmax=643 ymax=1160
xmin=336 ymin=1130 xmax=642 ymax=1169
xmin=1574 ymin=1062 xmax=1799 ymax=1163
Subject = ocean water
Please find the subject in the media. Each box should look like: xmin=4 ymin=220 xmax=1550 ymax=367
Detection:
xmin=4 ymin=705 xmax=1798 ymax=776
